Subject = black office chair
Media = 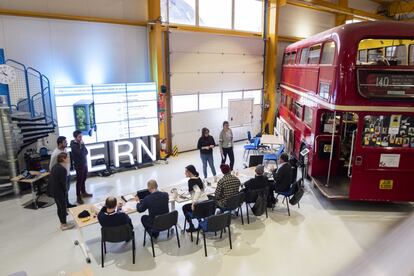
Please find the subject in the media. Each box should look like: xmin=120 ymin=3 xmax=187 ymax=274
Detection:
xmin=244 ymin=187 xmax=269 ymax=224
xmin=220 ymin=192 xmax=245 ymax=225
xmin=101 ymin=224 xmax=135 ymax=267
xmin=196 ymin=212 xmax=232 ymax=257
xmin=137 ymin=189 xmax=150 ymax=200
xmin=183 ymin=199 xmax=216 ymax=242
xmin=276 ymin=180 xmax=302 ymax=216
xmin=143 ymin=210 xmax=180 ymax=257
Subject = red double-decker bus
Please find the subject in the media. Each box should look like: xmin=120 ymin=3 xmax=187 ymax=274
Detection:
xmin=277 ymin=21 xmax=414 ymax=201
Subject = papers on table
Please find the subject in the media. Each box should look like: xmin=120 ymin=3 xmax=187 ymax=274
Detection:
xmin=94 ymin=202 xmax=105 ymax=211
xmin=122 ymin=201 xmax=137 ymax=212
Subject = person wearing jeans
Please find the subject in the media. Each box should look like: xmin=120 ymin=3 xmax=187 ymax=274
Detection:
xmin=197 ymin=127 xmax=217 ymax=179
xmin=219 ymin=121 xmax=235 ymax=170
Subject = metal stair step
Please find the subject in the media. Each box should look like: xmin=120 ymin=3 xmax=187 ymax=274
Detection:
xmin=22 ymin=129 xmax=54 ymax=138
xmin=20 ymin=125 xmax=55 ymax=133
xmin=11 ymin=115 xmax=46 ymax=122
xmin=17 ymin=121 xmax=50 ymax=127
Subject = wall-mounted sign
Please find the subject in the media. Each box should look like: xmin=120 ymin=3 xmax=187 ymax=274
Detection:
xmin=67 ymin=136 xmax=157 ymax=173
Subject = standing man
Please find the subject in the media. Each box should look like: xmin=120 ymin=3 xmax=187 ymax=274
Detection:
xmin=49 ymin=136 xmax=76 ymax=208
xmin=50 ymin=152 xmax=75 ymax=230
xmin=136 ymin=180 xmax=169 ymax=238
xmin=70 ymin=130 xmax=93 ymax=204
xmin=219 ymin=121 xmax=235 ymax=171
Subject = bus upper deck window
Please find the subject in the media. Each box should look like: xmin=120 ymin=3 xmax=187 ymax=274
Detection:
xmin=290 ymin=52 xmax=297 ymax=64
xmin=283 ymin=53 xmax=290 ymax=65
xmin=308 ymin=45 xmax=321 ymax=64
xmin=321 ymin=42 xmax=335 ymax=64
xmin=409 ymin=44 xmax=414 ymax=65
xmin=358 ymin=39 xmax=414 ymax=66
xmin=300 ymin=48 xmax=309 ymax=64
xmin=385 ymin=45 xmax=406 ymax=65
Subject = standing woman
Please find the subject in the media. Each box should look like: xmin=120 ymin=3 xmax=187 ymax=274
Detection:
xmin=50 ymin=152 xmax=75 ymax=230
xmin=182 ymin=165 xmax=209 ymax=232
xmin=219 ymin=121 xmax=235 ymax=171
xmin=197 ymin=127 xmax=217 ymax=179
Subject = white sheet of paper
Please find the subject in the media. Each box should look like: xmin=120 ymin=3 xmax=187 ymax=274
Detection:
xmin=122 ymin=201 xmax=137 ymax=212
xmin=379 ymin=154 xmax=400 ymax=168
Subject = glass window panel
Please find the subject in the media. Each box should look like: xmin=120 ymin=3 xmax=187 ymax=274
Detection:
xmin=308 ymin=45 xmax=321 ymax=64
xmin=385 ymin=45 xmax=406 ymax=65
xmin=362 ymin=115 xmax=414 ymax=148
xmin=283 ymin=53 xmax=290 ymax=65
xmin=199 ymin=93 xmax=222 ymax=110
xmin=199 ymin=0 xmax=232 ymax=29
xmin=304 ymin=106 xmax=313 ymax=126
xmin=357 ymin=49 xmax=367 ymax=64
xmin=168 ymin=0 xmax=196 ymax=25
xmin=286 ymin=96 xmax=292 ymax=110
xmin=292 ymin=102 xmax=303 ymax=119
xmin=243 ymin=90 xmax=262 ymax=104
xmin=321 ymin=41 xmax=335 ymax=64
xmin=223 ymin=91 xmax=243 ymax=107
xmin=320 ymin=112 xmax=340 ymax=134
xmin=234 ymin=0 xmax=263 ymax=33
xmin=172 ymin=94 xmax=198 ymax=113
xmin=161 ymin=0 xmax=168 ymax=22
xmin=300 ymin=48 xmax=309 ymax=64
xmin=410 ymin=45 xmax=414 ymax=65
xmin=290 ymin=52 xmax=297 ymax=64
xmin=281 ymin=94 xmax=286 ymax=106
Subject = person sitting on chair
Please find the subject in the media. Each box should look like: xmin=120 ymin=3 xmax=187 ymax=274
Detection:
xmin=98 ymin=196 xmax=133 ymax=228
xmin=182 ymin=165 xmax=209 ymax=232
xmin=272 ymin=153 xmax=292 ymax=193
xmin=214 ymin=164 xmax=241 ymax=209
xmin=244 ymin=165 xmax=269 ymax=192
xmin=136 ymin=180 xmax=169 ymax=238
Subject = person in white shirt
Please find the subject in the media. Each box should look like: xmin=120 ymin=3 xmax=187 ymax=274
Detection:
xmin=49 ymin=136 xmax=76 ymax=208
xmin=219 ymin=121 xmax=235 ymax=170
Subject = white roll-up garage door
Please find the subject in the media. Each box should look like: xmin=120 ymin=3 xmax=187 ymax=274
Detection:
xmin=169 ymin=30 xmax=264 ymax=152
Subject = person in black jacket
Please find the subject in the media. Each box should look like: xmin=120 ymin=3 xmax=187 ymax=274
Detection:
xmin=272 ymin=153 xmax=293 ymax=193
xmin=244 ymin=165 xmax=269 ymax=192
xmin=70 ymin=130 xmax=92 ymax=204
xmin=197 ymin=127 xmax=217 ymax=179
xmin=136 ymin=180 xmax=169 ymax=238
xmin=50 ymin=152 xmax=74 ymax=231
xmin=98 ymin=197 xmax=133 ymax=228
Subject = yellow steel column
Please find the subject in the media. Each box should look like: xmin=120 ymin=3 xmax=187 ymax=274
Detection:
xmin=335 ymin=0 xmax=348 ymax=26
xmin=262 ymin=0 xmax=279 ymax=133
xmin=148 ymin=1 xmax=170 ymax=158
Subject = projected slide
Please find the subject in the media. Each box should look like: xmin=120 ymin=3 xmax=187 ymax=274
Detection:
xmin=55 ymin=83 xmax=158 ymax=144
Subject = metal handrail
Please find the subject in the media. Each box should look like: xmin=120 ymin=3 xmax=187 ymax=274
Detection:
xmin=5 ymin=59 xmax=27 ymax=70
xmin=41 ymin=74 xmax=53 ymax=123
xmin=348 ymin=130 xmax=356 ymax=178
xmin=28 ymin=67 xmax=46 ymax=121
xmin=6 ymin=59 xmax=33 ymax=117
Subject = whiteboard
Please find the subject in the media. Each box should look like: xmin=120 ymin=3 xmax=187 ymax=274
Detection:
xmin=228 ymin=99 xmax=253 ymax=127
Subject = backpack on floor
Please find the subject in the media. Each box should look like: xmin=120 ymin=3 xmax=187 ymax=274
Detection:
xmin=252 ymin=191 xmax=267 ymax=216
xmin=289 ymin=180 xmax=304 ymax=205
